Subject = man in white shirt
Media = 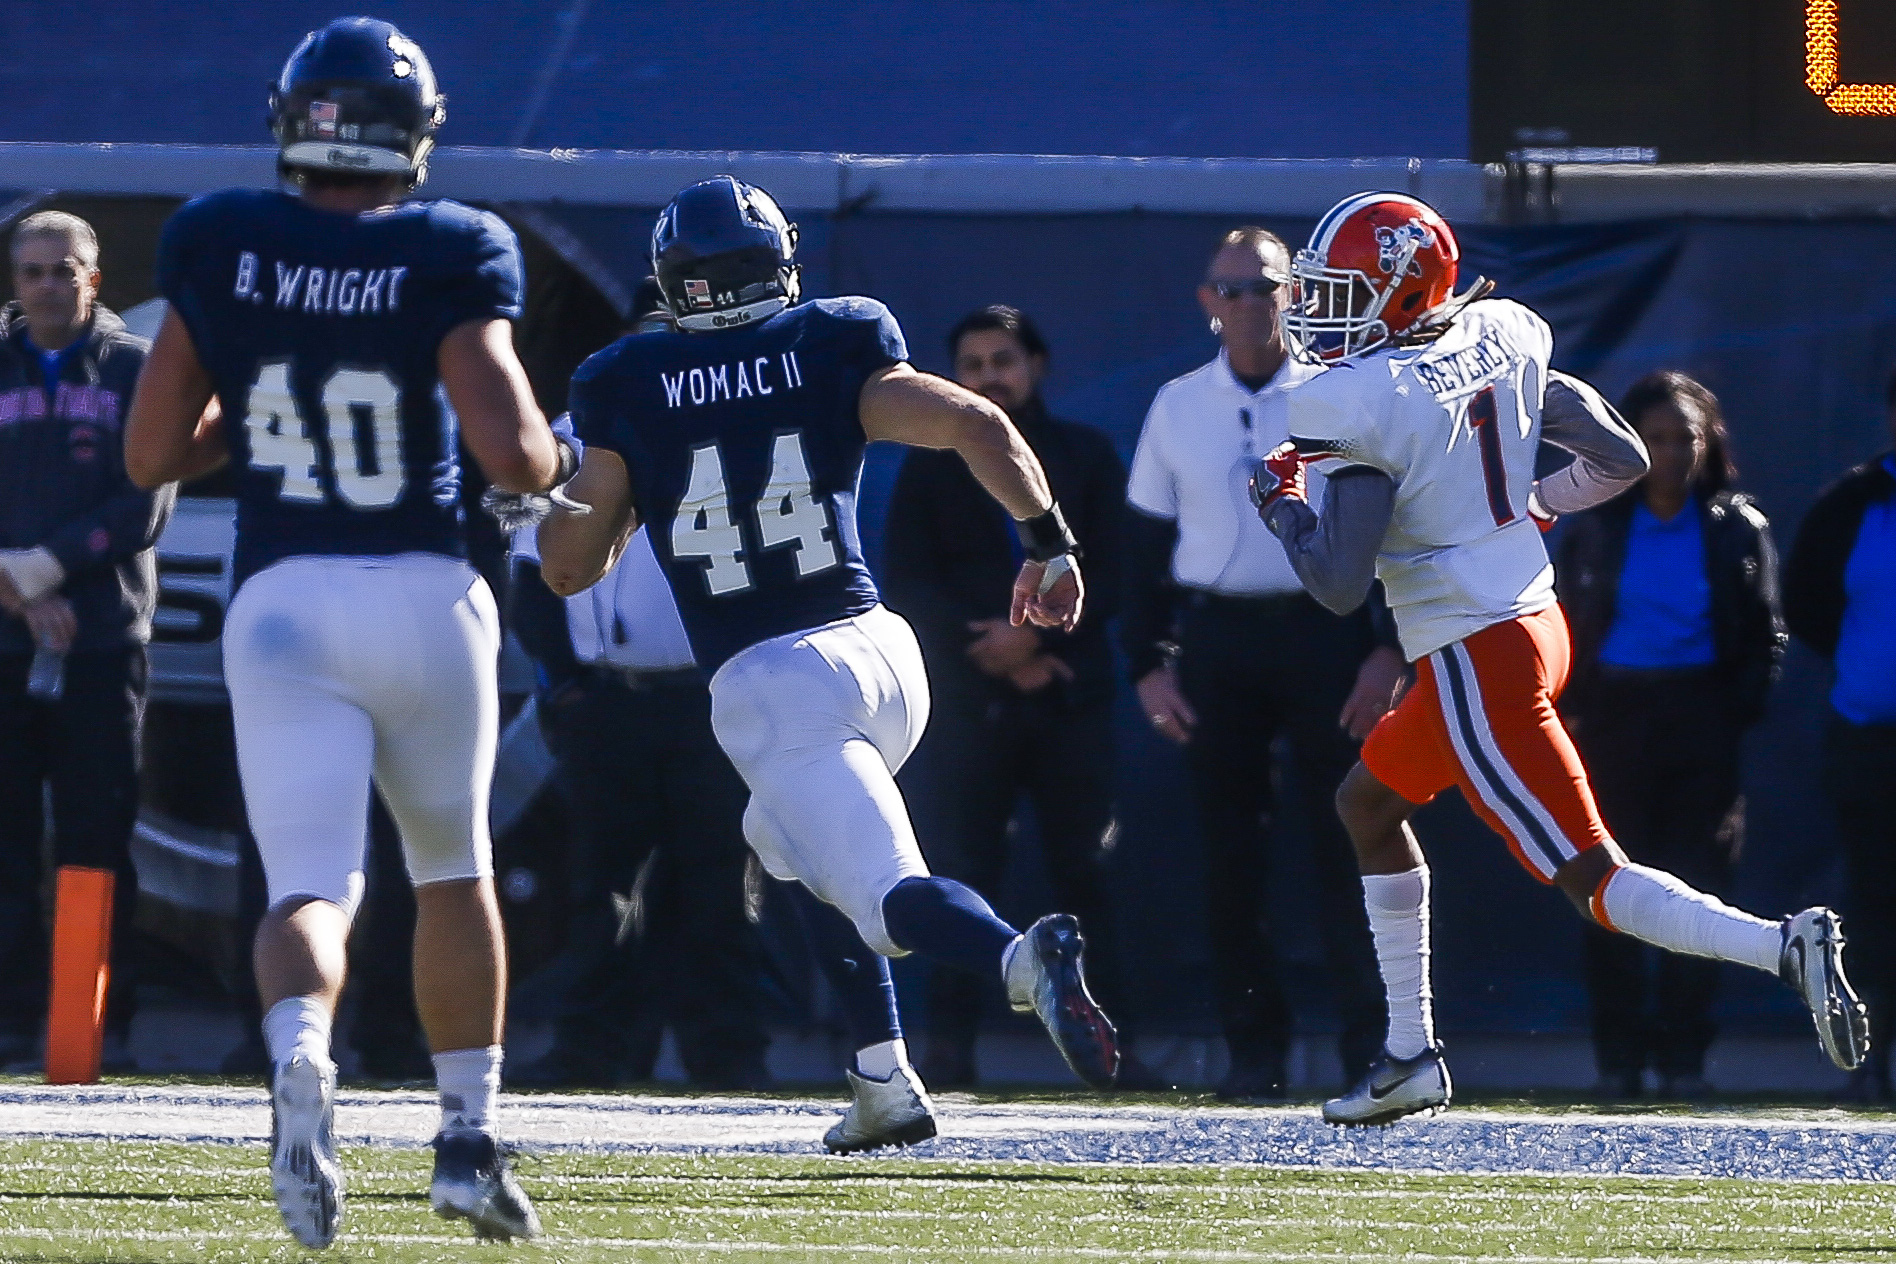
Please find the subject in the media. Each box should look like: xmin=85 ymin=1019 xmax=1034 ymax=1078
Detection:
xmin=1121 ymin=226 xmax=1405 ymax=1100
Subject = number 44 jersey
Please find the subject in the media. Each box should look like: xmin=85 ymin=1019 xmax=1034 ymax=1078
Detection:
xmin=1287 ymin=298 xmax=1557 ymax=661
xmin=569 ymin=297 xmax=904 ymax=673
xmin=158 ymin=188 xmax=522 ymax=586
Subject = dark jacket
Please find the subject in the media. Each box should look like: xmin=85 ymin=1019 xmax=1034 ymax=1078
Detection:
xmin=1784 ymin=453 xmax=1896 ymax=662
xmin=1556 ymin=489 xmax=1786 ymax=724
xmin=0 ymin=302 xmax=173 ymax=654
xmin=881 ymin=400 xmax=1127 ymax=709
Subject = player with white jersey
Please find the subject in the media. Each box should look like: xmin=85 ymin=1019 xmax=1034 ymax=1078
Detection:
xmin=124 ymin=19 xmax=558 ymax=1246
xmin=1250 ymin=191 xmax=1867 ymax=1125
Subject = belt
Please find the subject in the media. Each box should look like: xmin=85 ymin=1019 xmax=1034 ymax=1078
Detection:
xmin=582 ymin=663 xmax=705 ymax=691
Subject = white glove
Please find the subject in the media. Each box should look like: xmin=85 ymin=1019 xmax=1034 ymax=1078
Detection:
xmin=0 ymin=547 xmax=65 ymax=603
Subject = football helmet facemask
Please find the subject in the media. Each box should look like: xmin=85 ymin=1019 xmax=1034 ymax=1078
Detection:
xmin=651 ymin=176 xmax=801 ymax=333
xmin=1284 ymin=191 xmax=1479 ymax=363
xmin=270 ymin=17 xmax=445 ymax=189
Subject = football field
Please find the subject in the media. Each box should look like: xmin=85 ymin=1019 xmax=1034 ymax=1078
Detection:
xmin=0 ymin=1083 xmax=1891 ymax=1262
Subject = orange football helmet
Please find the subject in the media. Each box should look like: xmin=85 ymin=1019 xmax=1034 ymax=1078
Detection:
xmin=1284 ymin=192 xmax=1463 ymax=362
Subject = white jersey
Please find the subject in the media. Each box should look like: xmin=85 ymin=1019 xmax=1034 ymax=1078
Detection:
xmin=1287 ymin=299 xmax=1556 ymax=660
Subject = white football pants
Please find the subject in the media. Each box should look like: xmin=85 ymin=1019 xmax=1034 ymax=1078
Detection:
xmin=708 ymin=604 xmax=933 ymax=956
xmin=223 ymin=553 xmax=500 ymax=917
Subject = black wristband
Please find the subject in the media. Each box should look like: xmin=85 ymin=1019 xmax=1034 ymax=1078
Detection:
xmin=551 ymin=434 xmax=581 ymax=487
xmin=1016 ymin=503 xmax=1080 ymax=562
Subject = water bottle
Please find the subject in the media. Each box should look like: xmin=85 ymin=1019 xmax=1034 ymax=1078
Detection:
xmin=26 ymin=647 xmax=64 ymax=701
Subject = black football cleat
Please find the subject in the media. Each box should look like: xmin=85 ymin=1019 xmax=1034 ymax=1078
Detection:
xmin=430 ymin=1128 xmax=541 ymax=1242
xmin=1005 ymin=914 xmax=1120 ymax=1090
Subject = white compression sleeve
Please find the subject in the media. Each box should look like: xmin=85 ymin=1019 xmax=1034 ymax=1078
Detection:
xmin=1362 ymin=866 xmax=1435 ymax=1060
xmin=1597 ymin=863 xmax=1781 ymax=974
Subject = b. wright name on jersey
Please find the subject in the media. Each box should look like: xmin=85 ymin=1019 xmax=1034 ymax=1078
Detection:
xmin=1412 ymin=328 xmax=1511 ymax=398
xmin=660 ymin=350 xmax=804 ymax=408
xmin=230 ymin=250 xmax=409 ymax=316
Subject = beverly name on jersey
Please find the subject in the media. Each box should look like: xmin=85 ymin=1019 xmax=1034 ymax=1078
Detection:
xmin=230 ymin=250 xmax=410 ymax=317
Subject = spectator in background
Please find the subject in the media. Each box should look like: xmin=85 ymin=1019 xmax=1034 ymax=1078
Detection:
xmin=1785 ymin=369 xmax=1896 ymax=1102
xmin=1122 ymin=227 xmax=1400 ymax=1100
xmin=0 ymin=210 xmax=174 ymax=1069
xmin=507 ymin=512 xmax=774 ymax=1090
xmin=882 ymin=305 xmax=1140 ymax=1089
xmin=1557 ymin=371 xmax=1784 ymax=1100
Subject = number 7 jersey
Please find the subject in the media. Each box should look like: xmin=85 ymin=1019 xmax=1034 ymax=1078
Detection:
xmin=1287 ymin=298 xmax=1557 ymax=661
xmin=568 ymin=297 xmax=903 ymax=672
xmin=158 ymin=188 xmax=523 ymax=586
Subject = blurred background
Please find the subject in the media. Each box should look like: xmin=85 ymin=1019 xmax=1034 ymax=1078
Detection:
xmin=3 ymin=0 xmax=1893 ymax=1093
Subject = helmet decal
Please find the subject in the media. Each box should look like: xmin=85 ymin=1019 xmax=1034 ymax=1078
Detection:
xmin=1375 ymin=219 xmax=1436 ymax=279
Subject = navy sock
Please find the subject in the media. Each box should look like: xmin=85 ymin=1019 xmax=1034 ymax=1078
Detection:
xmin=880 ymin=876 xmax=1018 ymax=978
xmin=787 ymin=883 xmax=901 ymax=1049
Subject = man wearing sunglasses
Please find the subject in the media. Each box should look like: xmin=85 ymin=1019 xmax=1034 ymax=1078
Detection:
xmin=1122 ymin=225 xmax=1404 ymax=1101
xmin=0 ymin=210 xmax=173 ymax=1073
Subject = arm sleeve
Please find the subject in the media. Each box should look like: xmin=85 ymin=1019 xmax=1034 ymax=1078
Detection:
xmin=1535 ymin=371 xmax=1650 ymax=515
xmin=1125 ymin=396 xmax=1178 ymax=518
xmin=41 ymin=483 xmax=174 ymax=577
xmin=1120 ymin=506 xmax=1182 ymax=681
xmin=155 ymin=199 xmax=209 ymax=348
xmin=1734 ymin=501 xmax=1787 ymax=723
xmin=1075 ymin=431 xmax=1130 ymax=625
xmin=1783 ymin=483 xmax=1856 ymax=660
xmin=878 ymin=451 xmax=984 ymax=644
xmin=1261 ymin=467 xmax=1395 ymax=616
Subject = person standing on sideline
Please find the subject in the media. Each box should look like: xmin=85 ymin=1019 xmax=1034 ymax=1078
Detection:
xmin=124 ymin=18 xmax=560 ymax=1245
xmin=0 ymin=210 xmax=174 ymax=1072
xmin=1122 ymin=226 xmax=1401 ymax=1100
xmin=1557 ymin=371 xmax=1785 ymax=1100
xmin=1785 ymin=368 xmax=1896 ymax=1102
xmin=884 ymin=305 xmax=1144 ymax=1088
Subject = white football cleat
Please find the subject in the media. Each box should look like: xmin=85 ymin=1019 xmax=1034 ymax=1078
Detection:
xmin=269 ymin=1054 xmax=343 ymax=1249
xmin=431 ymin=1128 xmax=542 ymax=1241
xmin=824 ymin=1066 xmax=938 ymax=1153
xmin=1322 ymin=1046 xmax=1452 ymax=1127
xmin=1781 ymin=907 xmax=1869 ymax=1071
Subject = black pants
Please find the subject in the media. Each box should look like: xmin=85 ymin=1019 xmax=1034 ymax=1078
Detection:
xmin=1828 ymin=716 xmax=1896 ymax=1087
xmin=0 ymin=648 xmax=146 ymax=1041
xmin=1176 ymin=593 xmax=1385 ymax=1081
xmin=1576 ymin=670 xmax=1742 ymax=1080
xmin=905 ymin=678 xmax=1120 ymax=1063
xmin=541 ymin=669 xmax=769 ymax=1086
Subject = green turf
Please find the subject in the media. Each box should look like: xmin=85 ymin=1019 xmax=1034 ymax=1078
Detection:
xmin=0 ymin=1139 xmax=1890 ymax=1263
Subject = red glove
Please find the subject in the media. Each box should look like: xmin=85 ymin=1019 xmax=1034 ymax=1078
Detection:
xmin=1249 ymin=442 xmax=1308 ymax=516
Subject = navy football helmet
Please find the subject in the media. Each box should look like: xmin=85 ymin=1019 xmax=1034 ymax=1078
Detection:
xmin=651 ymin=176 xmax=801 ymax=332
xmin=269 ymin=17 xmax=445 ymax=188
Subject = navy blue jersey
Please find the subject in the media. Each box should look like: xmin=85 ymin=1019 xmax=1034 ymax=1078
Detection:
xmin=570 ymin=297 xmax=904 ymax=671
xmin=157 ymin=188 xmax=523 ymax=585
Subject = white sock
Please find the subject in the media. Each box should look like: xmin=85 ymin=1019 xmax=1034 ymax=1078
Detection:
xmin=434 ymin=1045 xmax=503 ymax=1136
xmin=1001 ymin=933 xmax=1032 ymax=1009
xmin=1597 ymin=863 xmax=1782 ymax=973
xmin=1362 ymin=867 xmax=1435 ymax=1061
xmin=261 ymin=997 xmax=332 ymax=1069
xmin=854 ymin=1038 xmax=910 ymax=1081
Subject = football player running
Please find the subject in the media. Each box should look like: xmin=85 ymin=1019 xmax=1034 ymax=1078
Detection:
xmin=1252 ymin=191 xmax=1866 ymax=1126
xmin=531 ymin=176 xmax=1120 ymax=1101
xmin=124 ymin=18 xmax=556 ymax=1246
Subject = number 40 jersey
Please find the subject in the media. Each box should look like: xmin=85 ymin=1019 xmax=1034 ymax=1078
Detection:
xmin=158 ymin=188 xmax=523 ymax=587
xmin=569 ymin=297 xmax=904 ymax=673
xmin=1286 ymin=298 xmax=1557 ymax=661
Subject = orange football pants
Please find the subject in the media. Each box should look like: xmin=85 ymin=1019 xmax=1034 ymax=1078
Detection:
xmin=1361 ymin=604 xmax=1612 ymax=883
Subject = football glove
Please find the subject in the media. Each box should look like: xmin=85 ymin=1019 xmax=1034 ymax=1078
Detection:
xmin=1527 ymin=487 xmax=1557 ymax=533
xmin=483 ymin=420 xmax=592 ymax=533
xmin=1248 ymin=442 xmax=1307 ymax=515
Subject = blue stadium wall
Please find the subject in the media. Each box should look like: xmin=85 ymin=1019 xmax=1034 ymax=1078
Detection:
xmin=0 ymin=1 xmax=1470 ymax=159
